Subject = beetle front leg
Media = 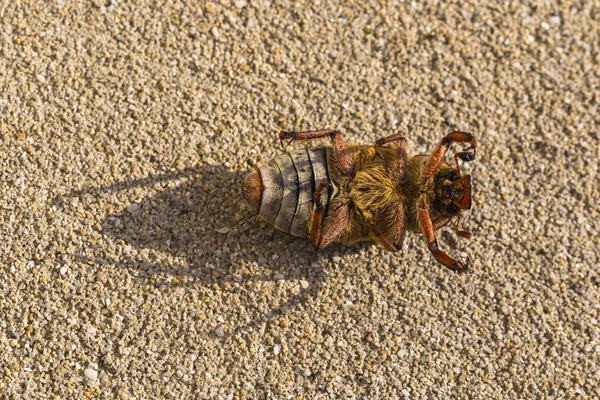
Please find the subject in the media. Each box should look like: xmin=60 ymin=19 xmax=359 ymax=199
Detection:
xmin=420 ymin=131 xmax=477 ymax=183
xmin=418 ymin=205 xmax=469 ymax=272
xmin=279 ymin=129 xmax=354 ymax=175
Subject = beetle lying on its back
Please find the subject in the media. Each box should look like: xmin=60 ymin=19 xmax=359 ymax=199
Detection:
xmin=241 ymin=130 xmax=476 ymax=272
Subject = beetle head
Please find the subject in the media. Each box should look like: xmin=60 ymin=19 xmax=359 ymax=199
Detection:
xmin=434 ymin=169 xmax=472 ymax=214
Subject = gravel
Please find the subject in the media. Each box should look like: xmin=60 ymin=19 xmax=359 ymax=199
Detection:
xmin=0 ymin=0 xmax=598 ymax=398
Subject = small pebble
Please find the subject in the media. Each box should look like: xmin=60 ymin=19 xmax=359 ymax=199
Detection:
xmin=84 ymin=368 xmax=98 ymax=381
xmin=216 ymin=227 xmax=230 ymax=234
xmin=215 ymin=327 xmax=225 ymax=337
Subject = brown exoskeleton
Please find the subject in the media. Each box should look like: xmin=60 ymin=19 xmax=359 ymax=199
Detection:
xmin=241 ymin=130 xmax=476 ymax=272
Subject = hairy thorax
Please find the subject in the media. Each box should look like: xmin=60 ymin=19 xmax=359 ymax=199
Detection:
xmin=328 ymin=149 xmax=452 ymax=244
xmin=329 ymin=146 xmax=409 ymax=244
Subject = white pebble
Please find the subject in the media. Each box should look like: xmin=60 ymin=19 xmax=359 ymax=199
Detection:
xmin=59 ymin=266 xmax=68 ymax=275
xmin=84 ymin=368 xmax=98 ymax=381
xmin=273 ymin=345 xmax=280 ymax=355
xmin=235 ymin=0 xmax=247 ymax=8
xmin=216 ymin=227 xmax=230 ymax=234
xmin=37 ymin=74 xmax=46 ymax=83
xmin=550 ymin=16 xmax=561 ymax=25
xmin=541 ymin=22 xmax=550 ymax=30
xmin=215 ymin=326 xmax=225 ymax=337
xmin=212 ymin=27 xmax=220 ymax=39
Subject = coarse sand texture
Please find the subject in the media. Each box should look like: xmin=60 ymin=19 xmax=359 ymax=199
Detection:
xmin=1 ymin=1 xmax=598 ymax=398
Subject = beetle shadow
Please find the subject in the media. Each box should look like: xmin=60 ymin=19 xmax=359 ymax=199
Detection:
xmin=52 ymin=164 xmax=363 ymax=335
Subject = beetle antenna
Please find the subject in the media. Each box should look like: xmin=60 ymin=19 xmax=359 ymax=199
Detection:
xmin=455 ymin=212 xmax=472 ymax=239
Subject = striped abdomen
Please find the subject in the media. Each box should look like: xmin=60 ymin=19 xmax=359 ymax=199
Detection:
xmin=241 ymin=147 xmax=332 ymax=238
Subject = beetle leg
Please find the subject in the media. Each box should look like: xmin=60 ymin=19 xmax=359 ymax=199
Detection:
xmin=368 ymin=205 xmax=405 ymax=252
xmin=308 ymin=181 xmax=351 ymax=250
xmin=372 ymin=133 xmax=408 ymax=183
xmin=372 ymin=133 xmax=406 ymax=160
xmin=420 ymin=131 xmax=477 ymax=184
xmin=308 ymin=191 xmax=350 ymax=249
xmin=317 ymin=201 xmax=350 ymax=249
xmin=418 ymin=204 xmax=469 ymax=272
xmin=370 ymin=226 xmax=399 ymax=251
xmin=308 ymin=181 xmax=331 ymax=248
xmin=390 ymin=201 xmax=407 ymax=249
xmin=279 ymin=130 xmax=354 ymax=175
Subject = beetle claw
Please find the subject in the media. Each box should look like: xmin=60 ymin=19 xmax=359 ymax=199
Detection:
xmin=279 ymin=131 xmax=296 ymax=148
xmin=461 ymin=141 xmax=477 ymax=159
xmin=458 ymin=152 xmax=474 ymax=162
xmin=452 ymin=256 xmax=470 ymax=273
xmin=371 ymin=145 xmax=386 ymax=161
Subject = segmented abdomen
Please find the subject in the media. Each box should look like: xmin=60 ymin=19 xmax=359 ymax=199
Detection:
xmin=242 ymin=147 xmax=331 ymax=238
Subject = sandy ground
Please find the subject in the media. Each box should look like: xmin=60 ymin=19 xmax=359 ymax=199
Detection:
xmin=1 ymin=0 xmax=599 ymax=398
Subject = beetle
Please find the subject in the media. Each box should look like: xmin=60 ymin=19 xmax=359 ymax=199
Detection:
xmin=241 ymin=129 xmax=476 ymax=272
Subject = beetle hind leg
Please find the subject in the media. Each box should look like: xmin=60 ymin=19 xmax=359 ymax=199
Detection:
xmin=307 ymin=181 xmax=350 ymax=249
xmin=317 ymin=202 xmax=351 ymax=249
xmin=308 ymin=181 xmax=331 ymax=248
xmin=372 ymin=133 xmax=406 ymax=160
xmin=279 ymin=129 xmax=355 ymax=175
